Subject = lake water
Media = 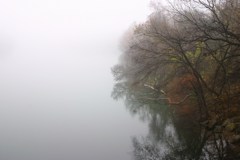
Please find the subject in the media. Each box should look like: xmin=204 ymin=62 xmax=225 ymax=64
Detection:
xmin=0 ymin=41 xmax=150 ymax=160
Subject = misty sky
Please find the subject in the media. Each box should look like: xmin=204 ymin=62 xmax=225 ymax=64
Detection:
xmin=0 ymin=0 xmax=151 ymax=53
xmin=0 ymin=0 xmax=152 ymax=110
xmin=0 ymin=0 xmax=152 ymax=106
xmin=0 ymin=0 xmax=153 ymax=160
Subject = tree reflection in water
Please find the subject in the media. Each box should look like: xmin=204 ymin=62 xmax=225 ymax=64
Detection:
xmin=112 ymin=83 xmax=230 ymax=160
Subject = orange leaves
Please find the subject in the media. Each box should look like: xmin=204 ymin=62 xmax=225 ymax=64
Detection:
xmin=179 ymin=74 xmax=197 ymax=90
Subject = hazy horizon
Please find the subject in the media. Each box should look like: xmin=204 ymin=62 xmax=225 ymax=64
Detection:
xmin=0 ymin=0 xmax=152 ymax=159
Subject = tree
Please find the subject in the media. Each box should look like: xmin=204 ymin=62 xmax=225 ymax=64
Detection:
xmin=112 ymin=0 xmax=240 ymax=119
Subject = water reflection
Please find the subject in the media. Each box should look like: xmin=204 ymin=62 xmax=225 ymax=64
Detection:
xmin=112 ymin=82 xmax=232 ymax=160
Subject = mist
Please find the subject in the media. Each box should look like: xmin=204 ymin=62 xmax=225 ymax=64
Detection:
xmin=0 ymin=0 xmax=151 ymax=160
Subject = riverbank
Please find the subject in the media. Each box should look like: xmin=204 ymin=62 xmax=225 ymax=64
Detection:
xmin=167 ymin=93 xmax=240 ymax=159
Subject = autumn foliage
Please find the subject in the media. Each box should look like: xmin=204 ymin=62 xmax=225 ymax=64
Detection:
xmin=112 ymin=0 xmax=240 ymax=158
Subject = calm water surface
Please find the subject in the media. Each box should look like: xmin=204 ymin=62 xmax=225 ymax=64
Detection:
xmin=0 ymin=44 xmax=149 ymax=160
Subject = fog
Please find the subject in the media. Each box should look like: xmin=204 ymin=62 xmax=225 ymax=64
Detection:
xmin=0 ymin=0 xmax=151 ymax=160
